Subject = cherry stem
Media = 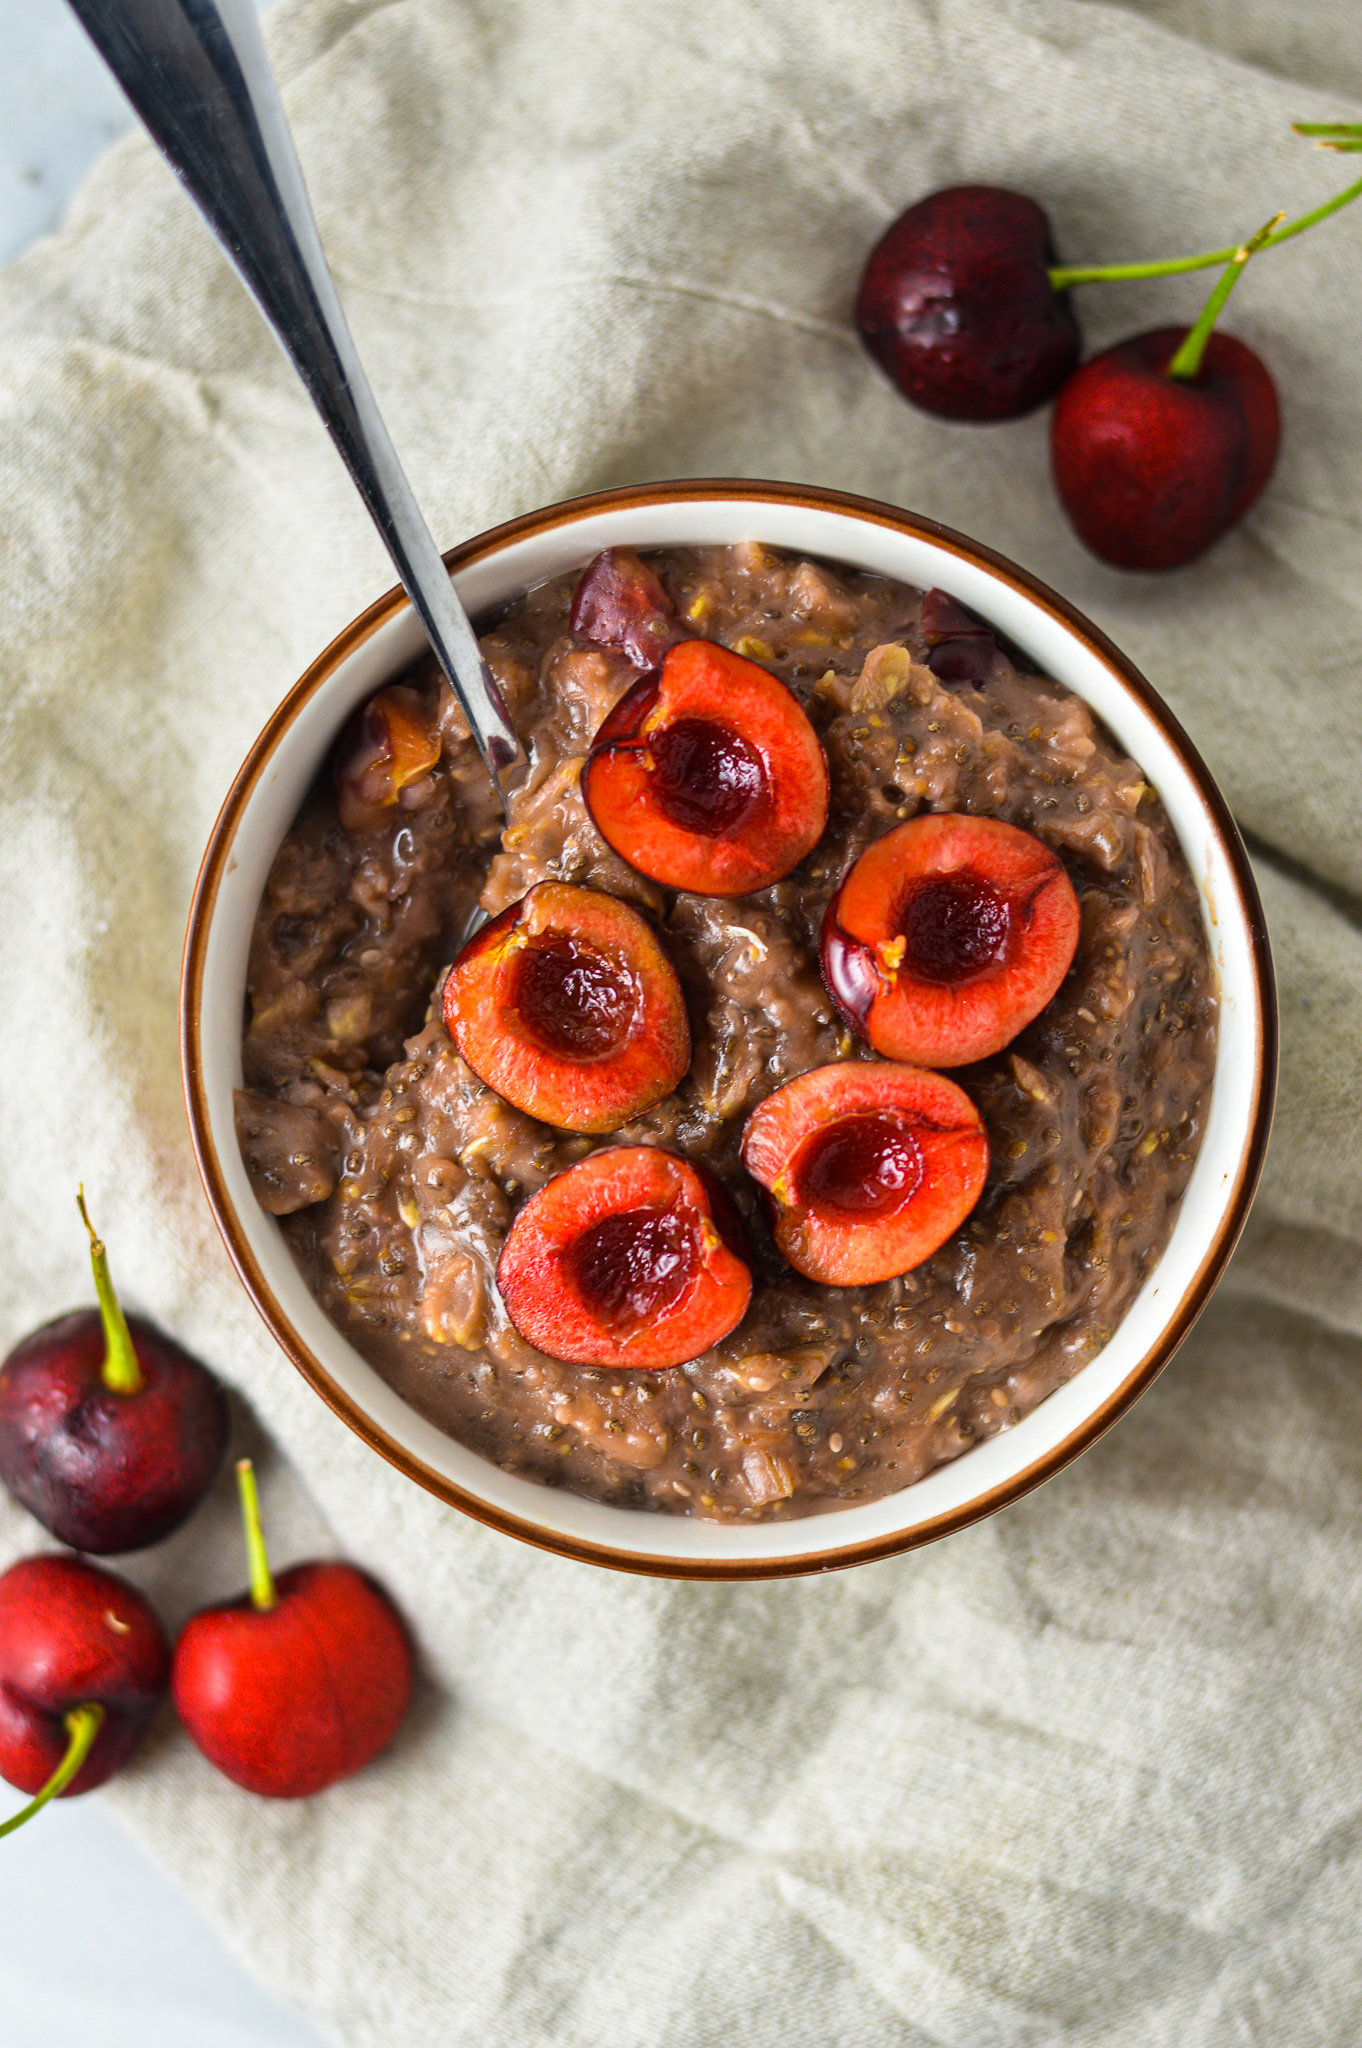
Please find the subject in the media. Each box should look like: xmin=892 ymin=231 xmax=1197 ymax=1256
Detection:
xmin=236 ymin=1458 xmax=277 ymax=1612
xmin=0 ymin=1703 xmax=105 ymax=1840
xmin=76 ymin=1188 xmax=143 ymax=1396
xmin=1166 ymin=213 xmax=1283 ymax=381
xmin=1048 ymin=170 xmax=1362 ymax=289
xmin=1293 ymin=122 xmax=1362 ymax=154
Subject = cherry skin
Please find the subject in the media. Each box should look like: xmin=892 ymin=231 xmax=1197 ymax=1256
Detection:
xmin=0 ymin=1200 xmax=229 ymax=1554
xmin=334 ymin=683 xmax=441 ymax=832
xmin=856 ymin=186 xmax=1081 ymax=422
xmin=0 ymin=1554 xmax=170 ymax=1809
xmin=918 ymin=587 xmax=1001 ymax=685
xmin=570 ymin=547 xmax=684 ymax=673
xmin=172 ymin=1461 xmax=413 ymax=1800
xmin=1051 ymin=326 xmax=1280 ymax=570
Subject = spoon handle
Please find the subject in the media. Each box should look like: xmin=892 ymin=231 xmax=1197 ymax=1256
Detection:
xmin=67 ymin=0 xmax=527 ymax=806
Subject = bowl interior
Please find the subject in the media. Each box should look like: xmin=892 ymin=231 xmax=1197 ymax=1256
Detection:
xmin=186 ymin=488 xmax=1271 ymax=1576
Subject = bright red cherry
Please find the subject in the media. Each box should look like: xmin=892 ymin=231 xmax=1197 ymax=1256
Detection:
xmin=741 ymin=1063 xmax=989 ymax=1285
xmin=443 ymin=882 xmax=690 ymax=1132
xmin=497 ymin=1147 xmax=752 ymax=1369
xmin=172 ymin=1460 xmax=413 ymax=1800
xmin=822 ymin=813 xmax=1080 ymax=1066
xmin=583 ymin=639 xmax=828 ymax=897
xmin=1050 ymin=220 xmax=1286 ymax=571
xmin=1051 ymin=326 xmax=1280 ymax=570
xmin=0 ymin=1554 xmax=170 ymax=1836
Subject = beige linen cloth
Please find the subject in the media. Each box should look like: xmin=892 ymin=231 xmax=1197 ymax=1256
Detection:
xmin=3 ymin=0 xmax=1362 ymax=2040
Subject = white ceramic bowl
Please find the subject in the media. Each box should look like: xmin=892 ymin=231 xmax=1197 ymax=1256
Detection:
xmin=182 ymin=481 xmax=1275 ymax=1578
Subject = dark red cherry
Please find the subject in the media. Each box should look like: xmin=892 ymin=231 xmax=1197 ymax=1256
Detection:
xmin=918 ymin=588 xmax=1000 ymax=684
xmin=0 ymin=1198 xmax=229 ymax=1554
xmin=1050 ymin=326 xmax=1280 ymax=570
xmin=856 ymin=186 xmax=1081 ymax=423
xmin=569 ymin=548 xmax=685 ymax=673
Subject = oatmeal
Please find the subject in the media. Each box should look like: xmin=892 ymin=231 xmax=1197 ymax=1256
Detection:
xmin=236 ymin=543 xmax=1215 ymax=1520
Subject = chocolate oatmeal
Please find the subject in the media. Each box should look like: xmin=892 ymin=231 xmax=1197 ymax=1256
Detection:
xmin=237 ymin=543 xmax=1216 ymax=1520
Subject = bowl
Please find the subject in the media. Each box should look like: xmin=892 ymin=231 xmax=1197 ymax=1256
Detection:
xmin=181 ymin=480 xmax=1276 ymax=1579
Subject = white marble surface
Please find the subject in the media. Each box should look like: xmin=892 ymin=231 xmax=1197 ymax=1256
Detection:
xmin=0 ymin=0 xmax=133 ymax=265
xmin=1 ymin=1793 xmax=328 ymax=2047
xmin=1 ymin=24 xmax=327 ymax=2048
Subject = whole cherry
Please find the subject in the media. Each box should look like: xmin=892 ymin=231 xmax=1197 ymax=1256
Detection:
xmin=0 ymin=1194 xmax=229 ymax=1553
xmin=856 ymin=186 xmax=1081 ymax=422
xmin=0 ymin=1553 xmax=170 ymax=1837
xmin=1051 ymin=221 xmax=1282 ymax=570
xmin=173 ymin=1460 xmax=413 ymax=1799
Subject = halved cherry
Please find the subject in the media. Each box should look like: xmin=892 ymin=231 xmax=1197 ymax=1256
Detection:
xmin=582 ymin=640 xmax=829 ymax=896
xmin=443 ymin=882 xmax=689 ymax=1133
xmin=334 ymin=684 xmax=441 ymax=831
xmin=570 ymin=547 xmax=685 ymax=673
xmin=497 ymin=1147 xmax=752 ymax=1369
xmin=741 ymin=1063 xmax=987 ymax=1286
xmin=822 ymin=813 xmax=1080 ymax=1067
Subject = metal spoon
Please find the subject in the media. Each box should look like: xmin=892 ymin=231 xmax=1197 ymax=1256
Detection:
xmin=67 ymin=0 xmax=528 ymax=812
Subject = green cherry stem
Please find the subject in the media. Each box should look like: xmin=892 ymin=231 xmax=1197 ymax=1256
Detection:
xmin=1048 ymin=170 xmax=1362 ymax=289
xmin=1166 ymin=213 xmax=1283 ymax=381
xmin=0 ymin=1703 xmax=105 ymax=1840
xmin=1293 ymin=122 xmax=1362 ymax=153
xmin=76 ymin=1188 xmax=143 ymax=1396
xmin=236 ymin=1458 xmax=278 ymax=1612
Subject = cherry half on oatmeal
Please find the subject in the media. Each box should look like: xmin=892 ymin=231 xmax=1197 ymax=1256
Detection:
xmin=443 ymin=882 xmax=690 ymax=1134
xmin=583 ymin=639 xmax=829 ymax=896
xmin=822 ymin=813 xmax=1080 ymax=1067
xmin=741 ymin=1063 xmax=988 ymax=1286
xmin=334 ymin=684 xmax=441 ymax=832
xmin=569 ymin=546 xmax=685 ymax=673
xmin=497 ymin=1147 xmax=752 ymax=1369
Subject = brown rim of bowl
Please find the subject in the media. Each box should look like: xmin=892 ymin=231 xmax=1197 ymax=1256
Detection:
xmin=181 ymin=478 xmax=1277 ymax=1580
